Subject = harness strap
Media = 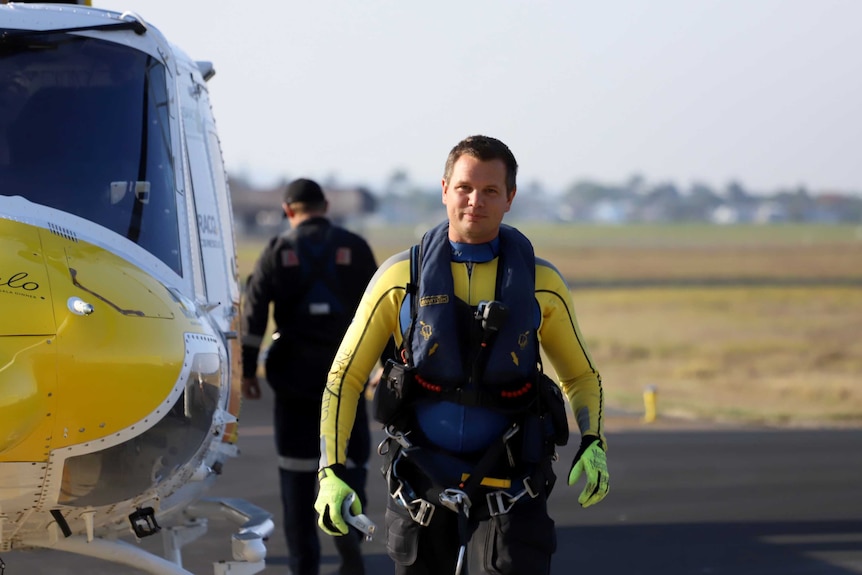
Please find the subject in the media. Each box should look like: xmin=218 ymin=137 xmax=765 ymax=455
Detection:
xmin=386 ymin=444 xmax=550 ymax=524
xmin=401 ymin=243 xmax=421 ymax=367
xmin=292 ymin=225 xmax=342 ymax=314
xmin=383 ymin=422 xmax=544 ymax=525
xmin=456 ymin=423 xmax=520 ymax=501
xmin=413 ymin=374 xmax=537 ymax=410
xmin=455 ymin=501 xmax=469 ymax=575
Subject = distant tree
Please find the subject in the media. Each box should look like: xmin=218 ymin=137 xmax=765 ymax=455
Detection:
xmin=817 ymin=193 xmax=862 ymax=222
xmin=635 ymin=182 xmax=682 ymax=221
xmin=724 ymin=180 xmax=752 ymax=203
xmin=523 ymin=179 xmax=546 ymax=197
xmin=385 ymin=169 xmax=411 ymax=196
xmin=683 ymin=182 xmax=723 ymax=221
xmin=644 ymin=182 xmax=680 ymax=203
xmin=513 ymin=180 xmax=551 ymax=221
xmin=690 ymin=182 xmax=720 ymax=202
xmin=625 ymin=173 xmax=647 ymax=196
xmin=773 ymin=186 xmax=814 ymax=221
xmin=564 ymin=180 xmax=628 ymax=203
xmin=357 ymin=187 xmax=378 ymax=213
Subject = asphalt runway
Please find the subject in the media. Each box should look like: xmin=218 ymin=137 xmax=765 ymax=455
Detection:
xmin=6 ymin=383 xmax=862 ymax=575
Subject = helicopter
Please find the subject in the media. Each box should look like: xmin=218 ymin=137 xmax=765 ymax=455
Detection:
xmin=0 ymin=2 xmax=273 ymax=574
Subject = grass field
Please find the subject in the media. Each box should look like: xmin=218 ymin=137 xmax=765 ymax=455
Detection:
xmin=574 ymin=287 xmax=862 ymax=427
xmin=236 ymin=223 xmax=862 ymax=428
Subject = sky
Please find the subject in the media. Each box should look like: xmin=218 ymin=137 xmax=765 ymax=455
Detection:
xmin=107 ymin=0 xmax=862 ymax=194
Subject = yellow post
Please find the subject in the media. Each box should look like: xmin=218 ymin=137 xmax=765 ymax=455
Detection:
xmin=643 ymin=385 xmax=658 ymax=423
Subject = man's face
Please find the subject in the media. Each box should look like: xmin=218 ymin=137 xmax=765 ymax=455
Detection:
xmin=442 ymin=154 xmax=515 ymax=244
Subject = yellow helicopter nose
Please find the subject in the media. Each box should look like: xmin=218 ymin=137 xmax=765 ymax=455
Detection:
xmin=0 ymin=337 xmax=55 ymax=455
xmin=0 ymin=225 xmax=56 ymax=454
xmin=0 ymin=219 xmax=184 ymax=464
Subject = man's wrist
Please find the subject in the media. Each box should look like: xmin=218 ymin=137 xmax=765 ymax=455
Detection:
xmin=241 ymin=345 xmax=259 ymax=378
xmin=574 ymin=435 xmax=603 ymax=462
xmin=319 ymin=463 xmax=348 ymax=481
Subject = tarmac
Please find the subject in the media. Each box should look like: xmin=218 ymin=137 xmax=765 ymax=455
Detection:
xmin=5 ymin=385 xmax=862 ymax=575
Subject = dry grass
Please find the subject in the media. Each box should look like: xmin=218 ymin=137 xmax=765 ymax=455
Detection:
xmin=571 ymin=287 xmax=862 ymax=427
xmin=550 ymin=244 xmax=862 ymax=281
xmin=236 ymin=223 xmax=862 ymax=428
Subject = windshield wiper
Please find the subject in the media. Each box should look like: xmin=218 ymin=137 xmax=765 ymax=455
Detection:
xmin=125 ymin=56 xmax=152 ymax=244
xmin=1 ymin=19 xmax=147 ymax=43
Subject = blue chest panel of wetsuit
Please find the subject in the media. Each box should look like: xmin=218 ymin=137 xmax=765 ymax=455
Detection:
xmin=415 ymin=400 xmax=509 ymax=453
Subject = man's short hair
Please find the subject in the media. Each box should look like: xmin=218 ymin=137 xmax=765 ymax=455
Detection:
xmin=443 ymin=135 xmax=518 ymax=194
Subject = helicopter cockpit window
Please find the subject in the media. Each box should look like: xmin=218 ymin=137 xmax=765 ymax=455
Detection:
xmin=0 ymin=33 xmax=181 ymax=275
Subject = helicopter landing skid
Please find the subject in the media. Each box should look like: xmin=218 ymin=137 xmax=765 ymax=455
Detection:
xmin=26 ymin=497 xmax=273 ymax=575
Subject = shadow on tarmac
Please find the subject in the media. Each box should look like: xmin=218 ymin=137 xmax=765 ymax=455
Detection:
xmin=262 ymin=519 xmax=862 ymax=575
xmin=552 ymin=519 xmax=862 ymax=574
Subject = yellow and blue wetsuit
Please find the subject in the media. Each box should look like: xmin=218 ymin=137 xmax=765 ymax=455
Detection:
xmin=320 ymin=222 xmax=605 ymax=574
xmin=320 ymin=233 xmax=604 ymax=469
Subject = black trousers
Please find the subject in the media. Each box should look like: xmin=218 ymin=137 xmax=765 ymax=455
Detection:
xmin=274 ymin=393 xmax=371 ymax=575
xmin=383 ymin=489 xmax=556 ymax=575
xmin=280 ymin=466 xmax=368 ymax=575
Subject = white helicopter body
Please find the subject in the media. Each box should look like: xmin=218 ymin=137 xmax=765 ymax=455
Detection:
xmin=0 ymin=3 xmax=271 ymax=574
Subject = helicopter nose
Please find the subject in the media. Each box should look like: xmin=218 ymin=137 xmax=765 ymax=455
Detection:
xmin=0 ymin=336 xmax=54 ymax=455
xmin=0 ymin=224 xmax=57 ymax=455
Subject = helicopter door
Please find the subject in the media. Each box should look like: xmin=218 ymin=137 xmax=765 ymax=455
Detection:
xmin=180 ymin=81 xmax=235 ymax=326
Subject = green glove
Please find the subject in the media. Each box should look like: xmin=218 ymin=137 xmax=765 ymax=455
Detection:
xmin=315 ymin=465 xmax=360 ymax=536
xmin=568 ymin=436 xmax=609 ymax=507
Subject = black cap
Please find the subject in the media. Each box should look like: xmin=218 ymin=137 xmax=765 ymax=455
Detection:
xmin=283 ymin=178 xmax=325 ymax=205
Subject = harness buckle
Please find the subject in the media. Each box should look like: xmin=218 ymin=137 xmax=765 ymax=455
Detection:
xmin=486 ymin=489 xmax=521 ymax=517
xmin=409 ymin=499 xmax=436 ymax=526
xmin=486 ymin=477 xmax=540 ymax=517
xmin=502 ymin=423 xmax=520 ymax=442
xmin=522 ymin=475 xmax=539 ymax=499
xmin=386 ymin=425 xmax=414 ymax=449
xmin=439 ymin=488 xmax=472 ymax=517
xmin=391 ymin=479 xmax=435 ymax=526
xmin=378 ymin=426 xmax=413 ymax=456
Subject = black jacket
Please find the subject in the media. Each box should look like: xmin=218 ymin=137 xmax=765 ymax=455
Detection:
xmin=241 ymin=217 xmax=378 ymax=397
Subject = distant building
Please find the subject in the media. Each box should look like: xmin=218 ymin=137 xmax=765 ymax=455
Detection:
xmin=230 ymin=182 xmax=378 ymax=236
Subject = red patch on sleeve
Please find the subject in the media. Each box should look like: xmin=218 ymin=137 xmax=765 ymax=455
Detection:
xmin=335 ymin=247 xmax=351 ymax=265
xmin=281 ymin=249 xmax=299 ymax=267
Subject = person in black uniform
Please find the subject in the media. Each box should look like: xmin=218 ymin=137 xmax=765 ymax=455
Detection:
xmin=240 ymin=178 xmax=380 ymax=575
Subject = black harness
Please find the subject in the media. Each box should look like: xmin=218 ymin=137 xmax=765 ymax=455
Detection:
xmin=374 ymin=226 xmax=570 ymax=571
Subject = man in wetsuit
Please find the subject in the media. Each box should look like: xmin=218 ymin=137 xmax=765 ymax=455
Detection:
xmin=314 ymin=136 xmax=609 ymax=574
